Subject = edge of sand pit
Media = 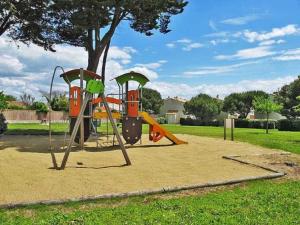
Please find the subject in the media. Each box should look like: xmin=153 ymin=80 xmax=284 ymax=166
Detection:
xmin=0 ymin=171 xmax=284 ymax=209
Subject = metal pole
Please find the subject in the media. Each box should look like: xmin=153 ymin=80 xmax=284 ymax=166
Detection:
xmin=224 ymin=118 xmax=226 ymax=140
xmin=231 ymin=118 xmax=234 ymax=141
xmin=80 ymin=68 xmax=84 ymax=150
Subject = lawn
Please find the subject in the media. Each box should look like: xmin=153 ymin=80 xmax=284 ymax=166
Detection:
xmin=0 ymin=180 xmax=299 ymax=225
xmin=7 ymin=123 xmax=300 ymax=154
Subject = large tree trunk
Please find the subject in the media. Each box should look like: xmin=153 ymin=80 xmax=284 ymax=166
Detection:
xmin=86 ymin=9 xmax=123 ymax=74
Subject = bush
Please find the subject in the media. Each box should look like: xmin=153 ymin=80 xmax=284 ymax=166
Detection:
xmin=235 ymin=119 xmax=277 ymax=129
xmin=156 ymin=117 xmax=167 ymax=124
xmin=180 ymin=118 xmax=277 ymax=129
xmin=179 ymin=118 xmax=222 ymax=126
xmin=31 ymin=101 xmax=49 ymax=113
xmin=278 ymin=119 xmax=300 ymax=131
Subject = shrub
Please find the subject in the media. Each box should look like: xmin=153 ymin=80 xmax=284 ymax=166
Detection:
xmin=180 ymin=118 xmax=277 ymax=129
xmin=278 ymin=119 xmax=300 ymax=131
xmin=156 ymin=117 xmax=167 ymax=124
xmin=179 ymin=118 xmax=222 ymax=126
xmin=236 ymin=119 xmax=277 ymax=129
xmin=31 ymin=101 xmax=49 ymax=113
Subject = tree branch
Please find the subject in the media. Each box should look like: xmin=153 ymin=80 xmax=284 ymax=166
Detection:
xmin=0 ymin=13 xmax=13 ymax=36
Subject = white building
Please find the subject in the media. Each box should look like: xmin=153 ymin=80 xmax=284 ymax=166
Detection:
xmin=160 ymin=97 xmax=187 ymax=124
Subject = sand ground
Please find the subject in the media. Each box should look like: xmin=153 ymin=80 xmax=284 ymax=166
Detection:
xmin=0 ymin=134 xmax=285 ymax=205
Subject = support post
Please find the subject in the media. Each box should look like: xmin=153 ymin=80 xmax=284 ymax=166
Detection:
xmin=224 ymin=118 xmax=226 ymax=140
xmin=60 ymin=93 xmax=92 ymax=170
xmin=231 ymin=118 xmax=234 ymax=141
xmin=80 ymin=68 xmax=84 ymax=150
xmin=101 ymin=93 xmax=131 ymax=165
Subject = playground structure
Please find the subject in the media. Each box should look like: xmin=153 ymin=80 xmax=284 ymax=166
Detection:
xmin=49 ymin=68 xmax=187 ymax=169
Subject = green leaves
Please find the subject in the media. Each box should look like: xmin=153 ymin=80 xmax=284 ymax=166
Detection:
xmin=223 ymin=91 xmax=268 ymax=118
xmin=184 ymin=94 xmax=222 ymax=121
xmin=253 ymin=96 xmax=282 ymax=114
xmin=141 ymin=88 xmax=163 ymax=114
xmin=0 ymin=91 xmax=8 ymax=111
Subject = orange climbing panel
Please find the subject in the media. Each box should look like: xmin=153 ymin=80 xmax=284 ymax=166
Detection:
xmin=127 ymin=90 xmax=139 ymax=117
xmin=69 ymin=86 xmax=81 ymax=117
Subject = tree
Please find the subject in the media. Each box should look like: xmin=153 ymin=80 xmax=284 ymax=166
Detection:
xmin=20 ymin=93 xmax=35 ymax=107
xmin=44 ymin=0 xmax=188 ymax=80
xmin=41 ymin=91 xmax=69 ymax=111
xmin=0 ymin=92 xmax=8 ymax=134
xmin=223 ymin=91 xmax=268 ymax=118
xmin=253 ymin=96 xmax=282 ymax=134
xmin=141 ymin=88 xmax=163 ymax=114
xmin=184 ymin=94 xmax=222 ymax=121
xmin=0 ymin=0 xmax=54 ymax=50
xmin=274 ymin=76 xmax=300 ymax=118
xmin=0 ymin=91 xmax=8 ymax=111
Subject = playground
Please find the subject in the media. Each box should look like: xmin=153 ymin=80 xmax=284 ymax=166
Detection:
xmin=0 ymin=133 xmax=288 ymax=206
xmin=0 ymin=68 xmax=296 ymax=208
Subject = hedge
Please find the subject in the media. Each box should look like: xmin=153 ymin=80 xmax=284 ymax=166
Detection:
xmin=278 ymin=119 xmax=300 ymax=131
xmin=235 ymin=119 xmax=277 ymax=129
xmin=180 ymin=118 xmax=222 ymax=127
xmin=180 ymin=118 xmax=277 ymax=129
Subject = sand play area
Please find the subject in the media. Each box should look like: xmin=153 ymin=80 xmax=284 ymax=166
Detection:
xmin=0 ymin=134 xmax=286 ymax=206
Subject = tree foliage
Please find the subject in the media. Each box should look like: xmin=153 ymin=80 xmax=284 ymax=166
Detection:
xmin=223 ymin=91 xmax=268 ymax=118
xmin=141 ymin=88 xmax=163 ymax=114
xmin=184 ymin=94 xmax=222 ymax=121
xmin=43 ymin=0 xmax=188 ymax=77
xmin=253 ymin=96 xmax=282 ymax=134
xmin=31 ymin=101 xmax=49 ymax=113
xmin=0 ymin=91 xmax=8 ymax=111
xmin=20 ymin=92 xmax=35 ymax=107
xmin=0 ymin=0 xmax=53 ymax=50
xmin=274 ymin=76 xmax=300 ymax=118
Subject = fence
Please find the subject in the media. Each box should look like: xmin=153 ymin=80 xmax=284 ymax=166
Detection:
xmin=3 ymin=110 xmax=68 ymax=123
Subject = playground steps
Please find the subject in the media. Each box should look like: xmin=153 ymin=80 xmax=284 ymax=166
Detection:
xmin=139 ymin=111 xmax=187 ymax=145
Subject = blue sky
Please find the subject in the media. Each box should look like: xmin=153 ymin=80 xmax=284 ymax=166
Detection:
xmin=1 ymin=0 xmax=300 ymax=100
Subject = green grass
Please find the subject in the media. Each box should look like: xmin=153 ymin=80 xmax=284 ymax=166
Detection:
xmin=0 ymin=180 xmax=299 ymax=224
xmin=6 ymin=123 xmax=300 ymax=154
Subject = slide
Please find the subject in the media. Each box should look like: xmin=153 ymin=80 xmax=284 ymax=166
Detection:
xmin=139 ymin=111 xmax=187 ymax=145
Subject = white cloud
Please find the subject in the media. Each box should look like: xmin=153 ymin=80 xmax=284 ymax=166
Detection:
xmin=177 ymin=38 xmax=192 ymax=44
xmin=205 ymin=31 xmax=229 ymax=38
xmin=221 ymin=14 xmax=260 ymax=25
xmin=166 ymin=43 xmax=175 ymax=48
xmin=148 ymin=75 xmax=296 ymax=99
xmin=244 ymin=24 xmax=299 ymax=42
xmin=182 ymin=42 xmax=203 ymax=51
xmin=166 ymin=38 xmax=203 ymax=51
xmin=209 ymin=20 xmax=217 ymax=31
xmin=259 ymin=39 xmax=286 ymax=46
xmin=135 ymin=60 xmax=167 ymax=69
xmin=215 ymin=46 xmax=276 ymax=60
xmin=0 ymin=55 xmax=24 ymax=73
xmin=0 ymin=36 xmax=158 ymax=98
xmin=210 ymin=39 xmax=230 ymax=46
xmin=183 ymin=61 xmax=257 ymax=76
xmin=273 ymin=48 xmax=300 ymax=61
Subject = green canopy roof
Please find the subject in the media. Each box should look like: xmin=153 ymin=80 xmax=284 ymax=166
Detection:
xmin=114 ymin=71 xmax=149 ymax=87
xmin=60 ymin=69 xmax=102 ymax=84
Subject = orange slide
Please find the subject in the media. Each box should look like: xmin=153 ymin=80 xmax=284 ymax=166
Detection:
xmin=139 ymin=111 xmax=187 ymax=145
